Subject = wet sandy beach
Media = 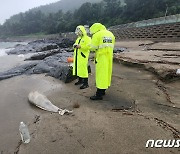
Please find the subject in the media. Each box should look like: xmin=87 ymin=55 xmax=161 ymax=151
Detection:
xmin=0 ymin=44 xmax=179 ymax=154
xmin=0 ymin=67 xmax=179 ymax=153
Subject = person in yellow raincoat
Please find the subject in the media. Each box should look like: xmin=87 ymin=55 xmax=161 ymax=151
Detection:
xmin=90 ymin=23 xmax=115 ymax=100
xmin=73 ymin=25 xmax=91 ymax=89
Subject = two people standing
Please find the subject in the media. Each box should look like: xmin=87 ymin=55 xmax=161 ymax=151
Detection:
xmin=73 ymin=23 xmax=115 ymax=100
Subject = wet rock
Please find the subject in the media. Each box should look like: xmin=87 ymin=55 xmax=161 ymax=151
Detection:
xmin=32 ymin=38 xmax=74 ymax=48
xmin=7 ymin=42 xmax=58 ymax=55
xmin=49 ymin=64 xmax=76 ymax=83
xmin=0 ymin=51 xmax=75 ymax=83
xmin=25 ymin=49 xmax=62 ymax=61
xmin=7 ymin=38 xmax=74 ymax=55
xmin=114 ymin=47 xmax=128 ymax=53
xmin=0 ymin=62 xmax=38 ymax=80
xmin=27 ymin=52 xmax=76 ymax=83
xmin=56 ymin=38 xmax=74 ymax=48
xmin=0 ymin=38 xmax=77 ymax=83
xmin=63 ymin=47 xmax=74 ymax=52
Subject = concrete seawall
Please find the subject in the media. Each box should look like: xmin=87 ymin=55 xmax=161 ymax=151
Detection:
xmin=111 ymin=22 xmax=180 ymax=41
xmin=110 ymin=14 xmax=180 ymax=41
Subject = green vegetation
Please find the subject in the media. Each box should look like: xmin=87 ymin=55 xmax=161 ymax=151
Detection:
xmin=31 ymin=0 xmax=103 ymax=15
xmin=0 ymin=0 xmax=179 ymax=37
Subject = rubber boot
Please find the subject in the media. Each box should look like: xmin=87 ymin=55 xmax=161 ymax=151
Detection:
xmin=101 ymin=89 xmax=106 ymax=96
xmin=75 ymin=77 xmax=83 ymax=85
xmin=90 ymin=88 xmax=104 ymax=100
xmin=80 ymin=78 xmax=89 ymax=89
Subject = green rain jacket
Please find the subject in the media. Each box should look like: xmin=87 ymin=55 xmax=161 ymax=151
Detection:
xmin=73 ymin=26 xmax=91 ymax=78
xmin=90 ymin=23 xmax=115 ymax=89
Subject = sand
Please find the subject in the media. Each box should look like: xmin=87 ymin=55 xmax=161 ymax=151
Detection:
xmin=0 ymin=44 xmax=179 ymax=154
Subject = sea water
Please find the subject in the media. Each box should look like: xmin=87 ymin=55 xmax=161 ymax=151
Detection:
xmin=0 ymin=42 xmax=27 ymax=57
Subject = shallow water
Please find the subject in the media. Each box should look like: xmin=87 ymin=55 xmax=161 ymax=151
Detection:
xmin=0 ymin=42 xmax=27 ymax=57
xmin=0 ymin=41 xmax=26 ymax=48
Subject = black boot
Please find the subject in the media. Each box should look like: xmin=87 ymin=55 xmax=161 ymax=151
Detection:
xmin=98 ymin=88 xmax=106 ymax=96
xmin=80 ymin=78 xmax=89 ymax=89
xmin=75 ymin=77 xmax=83 ymax=85
xmin=101 ymin=89 xmax=106 ymax=96
xmin=90 ymin=95 xmax=103 ymax=100
xmin=90 ymin=88 xmax=103 ymax=100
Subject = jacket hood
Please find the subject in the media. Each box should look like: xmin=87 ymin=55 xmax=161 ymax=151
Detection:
xmin=76 ymin=25 xmax=87 ymax=36
xmin=90 ymin=23 xmax=106 ymax=34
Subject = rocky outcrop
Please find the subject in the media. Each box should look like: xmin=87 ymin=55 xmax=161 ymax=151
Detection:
xmin=0 ymin=38 xmax=76 ymax=83
xmin=0 ymin=51 xmax=75 ymax=82
xmin=25 ymin=49 xmax=61 ymax=60
xmin=7 ymin=38 xmax=74 ymax=55
xmin=114 ymin=51 xmax=180 ymax=81
xmin=0 ymin=62 xmax=38 ymax=80
xmin=8 ymin=42 xmax=58 ymax=55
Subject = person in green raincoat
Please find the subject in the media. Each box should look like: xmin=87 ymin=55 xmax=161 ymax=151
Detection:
xmin=90 ymin=23 xmax=115 ymax=100
xmin=73 ymin=25 xmax=91 ymax=89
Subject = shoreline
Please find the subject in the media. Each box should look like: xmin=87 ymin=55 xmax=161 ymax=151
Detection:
xmin=0 ymin=39 xmax=179 ymax=153
xmin=0 ymin=74 xmax=63 ymax=153
xmin=0 ymin=34 xmax=60 ymax=43
xmin=0 ymin=62 xmax=179 ymax=154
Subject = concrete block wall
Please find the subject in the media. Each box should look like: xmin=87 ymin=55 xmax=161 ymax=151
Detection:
xmin=110 ymin=22 xmax=180 ymax=41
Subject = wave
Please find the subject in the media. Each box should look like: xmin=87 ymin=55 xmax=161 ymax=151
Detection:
xmin=0 ymin=42 xmax=28 ymax=57
xmin=0 ymin=48 xmax=13 ymax=57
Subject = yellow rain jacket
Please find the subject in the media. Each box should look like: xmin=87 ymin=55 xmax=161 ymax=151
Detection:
xmin=73 ymin=26 xmax=91 ymax=78
xmin=90 ymin=23 xmax=115 ymax=89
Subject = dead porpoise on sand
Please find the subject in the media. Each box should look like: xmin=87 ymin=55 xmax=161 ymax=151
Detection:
xmin=28 ymin=91 xmax=73 ymax=115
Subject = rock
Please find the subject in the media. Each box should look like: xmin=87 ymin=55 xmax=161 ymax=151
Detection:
xmin=26 ymin=52 xmax=76 ymax=83
xmin=56 ymin=38 xmax=74 ymax=48
xmin=114 ymin=47 xmax=128 ymax=53
xmin=25 ymin=49 xmax=62 ymax=61
xmin=63 ymin=47 xmax=74 ymax=52
xmin=7 ymin=43 xmax=59 ymax=55
xmin=49 ymin=64 xmax=76 ymax=83
xmin=7 ymin=38 xmax=74 ymax=55
xmin=7 ymin=40 xmax=58 ymax=55
xmin=0 ymin=62 xmax=38 ymax=80
xmin=0 ymin=50 xmax=75 ymax=83
xmin=0 ymin=38 xmax=77 ymax=83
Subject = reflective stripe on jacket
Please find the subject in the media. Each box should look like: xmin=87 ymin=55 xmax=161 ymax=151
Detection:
xmin=91 ymin=28 xmax=115 ymax=89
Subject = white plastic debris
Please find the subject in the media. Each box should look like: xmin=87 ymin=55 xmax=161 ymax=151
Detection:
xmin=176 ymin=69 xmax=180 ymax=75
xmin=58 ymin=109 xmax=73 ymax=116
xmin=28 ymin=91 xmax=73 ymax=115
xmin=19 ymin=121 xmax=30 ymax=144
